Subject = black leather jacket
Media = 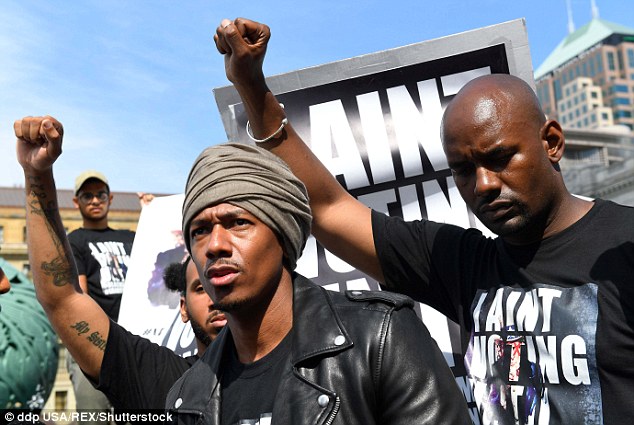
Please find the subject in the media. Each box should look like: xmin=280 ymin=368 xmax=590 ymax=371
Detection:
xmin=165 ymin=274 xmax=470 ymax=424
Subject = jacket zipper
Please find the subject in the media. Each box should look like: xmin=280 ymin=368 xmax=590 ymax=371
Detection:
xmin=323 ymin=396 xmax=341 ymax=425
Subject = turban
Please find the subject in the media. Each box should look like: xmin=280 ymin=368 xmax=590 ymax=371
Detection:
xmin=182 ymin=143 xmax=312 ymax=270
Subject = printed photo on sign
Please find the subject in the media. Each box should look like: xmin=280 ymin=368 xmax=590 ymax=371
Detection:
xmin=118 ymin=194 xmax=199 ymax=357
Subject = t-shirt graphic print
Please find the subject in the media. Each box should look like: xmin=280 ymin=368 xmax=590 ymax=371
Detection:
xmin=465 ymin=283 xmax=601 ymax=425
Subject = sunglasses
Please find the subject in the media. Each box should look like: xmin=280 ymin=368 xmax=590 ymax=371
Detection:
xmin=78 ymin=191 xmax=109 ymax=204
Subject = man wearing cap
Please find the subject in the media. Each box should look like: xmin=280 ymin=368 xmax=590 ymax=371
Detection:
xmin=164 ymin=143 xmax=470 ymax=424
xmin=67 ymin=170 xmax=135 ymax=420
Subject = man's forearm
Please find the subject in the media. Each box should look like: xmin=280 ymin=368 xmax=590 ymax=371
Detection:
xmin=24 ymin=169 xmax=79 ymax=307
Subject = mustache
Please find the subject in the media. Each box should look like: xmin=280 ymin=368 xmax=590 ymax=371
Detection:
xmin=476 ymin=192 xmax=516 ymax=210
xmin=209 ymin=309 xmax=225 ymax=319
xmin=207 ymin=258 xmax=241 ymax=269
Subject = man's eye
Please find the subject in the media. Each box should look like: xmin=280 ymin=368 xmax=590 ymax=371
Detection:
xmin=190 ymin=227 xmax=207 ymax=238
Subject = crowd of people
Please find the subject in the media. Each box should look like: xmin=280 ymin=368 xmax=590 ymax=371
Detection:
xmin=2 ymin=15 xmax=632 ymax=425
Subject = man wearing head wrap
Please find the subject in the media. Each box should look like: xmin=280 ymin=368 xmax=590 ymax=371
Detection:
xmin=165 ymin=143 xmax=470 ymax=424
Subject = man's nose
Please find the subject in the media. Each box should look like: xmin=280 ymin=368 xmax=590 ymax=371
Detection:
xmin=474 ymin=167 xmax=501 ymax=198
xmin=206 ymin=226 xmax=231 ymax=258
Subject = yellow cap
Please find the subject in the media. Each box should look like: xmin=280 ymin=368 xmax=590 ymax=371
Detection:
xmin=74 ymin=170 xmax=109 ymax=195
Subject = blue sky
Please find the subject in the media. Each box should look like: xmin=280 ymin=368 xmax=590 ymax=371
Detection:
xmin=1 ymin=0 xmax=632 ymax=195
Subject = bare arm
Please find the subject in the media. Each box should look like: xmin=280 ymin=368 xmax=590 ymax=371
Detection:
xmin=215 ymin=18 xmax=384 ymax=282
xmin=78 ymin=274 xmax=89 ymax=294
xmin=15 ymin=116 xmax=109 ymax=380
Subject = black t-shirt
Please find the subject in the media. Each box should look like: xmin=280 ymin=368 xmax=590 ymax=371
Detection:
xmin=220 ymin=331 xmax=292 ymax=425
xmin=372 ymin=199 xmax=634 ymax=425
xmin=68 ymin=227 xmax=135 ymax=321
xmin=96 ymin=320 xmax=198 ymax=410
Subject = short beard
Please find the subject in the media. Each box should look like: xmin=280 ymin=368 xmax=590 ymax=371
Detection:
xmin=188 ymin=315 xmax=212 ymax=348
xmin=212 ymin=298 xmax=249 ymax=313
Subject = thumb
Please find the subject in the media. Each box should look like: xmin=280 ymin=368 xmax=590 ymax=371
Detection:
xmin=41 ymin=118 xmax=63 ymax=158
xmin=41 ymin=119 xmax=63 ymax=143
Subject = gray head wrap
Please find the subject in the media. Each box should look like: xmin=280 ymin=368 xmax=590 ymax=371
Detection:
xmin=182 ymin=143 xmax=312 ymax=270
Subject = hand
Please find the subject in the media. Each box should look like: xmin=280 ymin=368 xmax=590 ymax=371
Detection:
xmin=138 ymin=192 xmax=155 ymax=207
xmin=214 ymin=17 xmax=270 ymax=87
xmin=14 ymin=116 xmax=64 ymax=173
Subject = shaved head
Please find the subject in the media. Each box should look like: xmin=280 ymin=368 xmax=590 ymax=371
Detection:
xmin=441 ymin=74 xmax=546 ymax=144
xmin=439 ymin=73 xmax=572 ymax=243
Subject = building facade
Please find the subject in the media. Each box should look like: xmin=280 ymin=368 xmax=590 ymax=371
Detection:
xmin=535 ymin=18 xmax=634 ymax=131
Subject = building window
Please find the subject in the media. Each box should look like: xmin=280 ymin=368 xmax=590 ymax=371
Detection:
xmin=628 ymin=49 xmax=634 ymax=67
xmin=613 ymin=98 xmax=631 ymax=105
xmin=554 ymin=79 xmax=562 ymax=100
xmin=55 ymin=391 xmax=68 ymax=411
xmin=597 ymin=56 xmax=603 ymax=73
xmin=22 ymin=263 xmax=31 ymax=276
xmin=591 ymin=91 xmax=598 ymax=99
xmin=22 ymin=226 xmax=27 ymax=242
xmin=601 ymin=112 xmax=609 ymax=120
xmin=608 ymin=52 xmax=615 ymax=71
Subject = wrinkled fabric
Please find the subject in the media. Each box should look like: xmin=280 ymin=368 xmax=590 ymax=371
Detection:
xmin=182 ymin=143 xmax=312 ymax=270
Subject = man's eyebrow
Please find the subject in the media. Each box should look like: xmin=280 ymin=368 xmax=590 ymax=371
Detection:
xmin=221 ymin=208 xmax=246 ymax=219
xmin=190 ymin=207 xmax=249 ymax=227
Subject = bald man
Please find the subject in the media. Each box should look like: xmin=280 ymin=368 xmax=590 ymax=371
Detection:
xmin=215 ymin=17 xmax=634 ymax=425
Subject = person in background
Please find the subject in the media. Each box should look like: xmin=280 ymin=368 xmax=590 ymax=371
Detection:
xmin=66 ymin=168 xmax=135 ymax=421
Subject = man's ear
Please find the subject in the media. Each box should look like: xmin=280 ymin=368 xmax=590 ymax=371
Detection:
xmin=540 ymin=119 xmax=565 ymax=164
xmin=180 ymin=296 xmax=189 ymax=323
xmin=72 ymin=197 xmax=80 ymax=209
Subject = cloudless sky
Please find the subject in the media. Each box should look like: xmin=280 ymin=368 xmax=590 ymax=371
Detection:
xmin=1 ymin=0 xmax=632 ymax=195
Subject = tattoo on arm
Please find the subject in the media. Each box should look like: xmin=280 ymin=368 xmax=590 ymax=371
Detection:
xmin=41 ymin=257 xmax=74 ymax=287
xmin=26 ymin=174 xmax=75 ymax=287
xmin=70 ymin=321 xmax=107 ymax=351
